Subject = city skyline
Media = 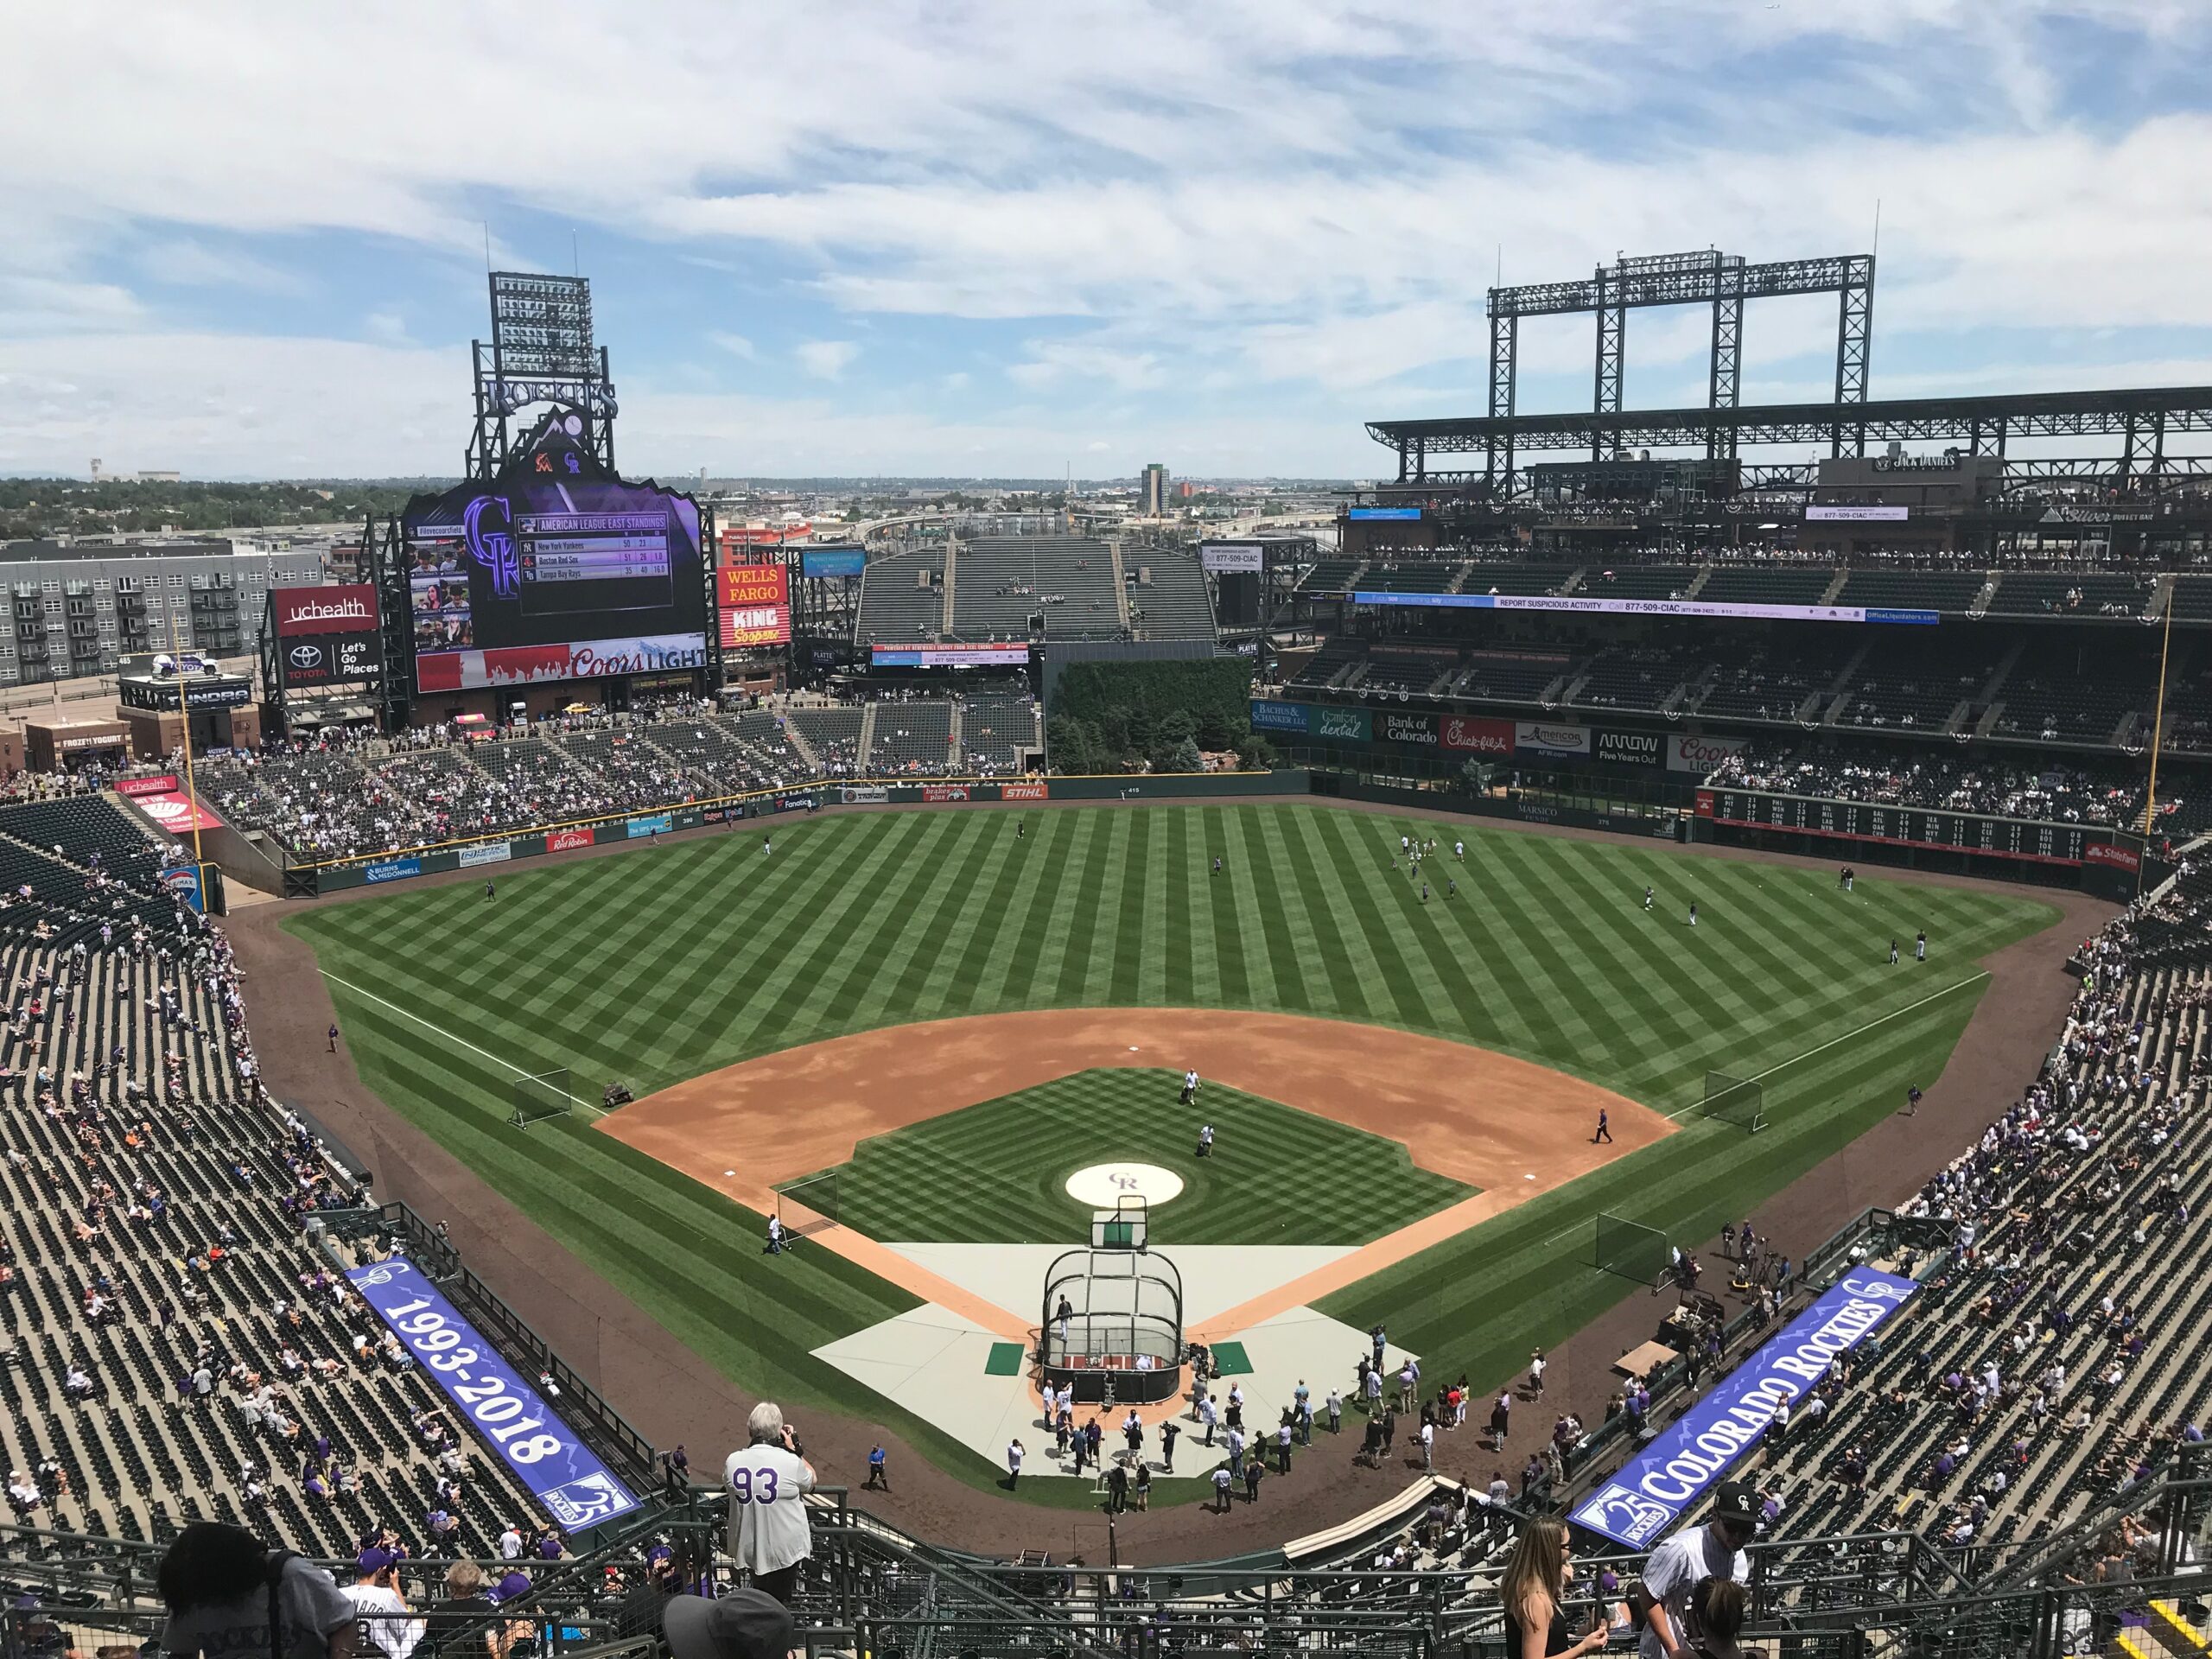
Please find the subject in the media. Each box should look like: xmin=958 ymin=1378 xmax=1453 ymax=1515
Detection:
xmin=3 ymin=2 xmax=2208 ymax=480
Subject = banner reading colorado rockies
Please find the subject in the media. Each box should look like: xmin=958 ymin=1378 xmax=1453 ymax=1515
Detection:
xmin=1571 ymin=1268 xmax=1917 ymax=1548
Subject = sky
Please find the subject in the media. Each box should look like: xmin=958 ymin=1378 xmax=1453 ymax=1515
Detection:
xmin=2 ymin=1 xmax=2209 ymax=482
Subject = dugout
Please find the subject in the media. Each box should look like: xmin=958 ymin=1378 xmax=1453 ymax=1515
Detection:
xmin=1039 ymin=1245 xmax=1184 ymax=1406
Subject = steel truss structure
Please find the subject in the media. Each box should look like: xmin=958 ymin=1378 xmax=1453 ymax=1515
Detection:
xmin=467 ymin=271 xmax=618 ymax=479
xmin=1373 ymin=385 xmax=2212 ymax=495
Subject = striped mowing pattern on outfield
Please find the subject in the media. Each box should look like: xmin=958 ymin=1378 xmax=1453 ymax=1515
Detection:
xmin=288 ymin=803 xmax=2057 ymax=1503
xmin=830 ymin=1068 xmax=1474 ymax=1247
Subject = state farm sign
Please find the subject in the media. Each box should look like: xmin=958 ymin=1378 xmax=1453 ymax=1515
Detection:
xmin=2084 ymin=842 xmax=2140 ymax=873
xmin=1439 ymin=715 xmax=1513 ymax=755
xmin=274 ymin=584 xmax=380 ymax=636
xmin=1666 ymin=733 xmax=1751 ymax=774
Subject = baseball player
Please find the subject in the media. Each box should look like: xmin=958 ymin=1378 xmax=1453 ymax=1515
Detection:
xmin=1643 ymin=885 xmax=1654 ymax=912
xmin=1916 ymin=929 xmax=1928 ymax=962
xmin=1454 ymin=839 xmax=1465 ymax=861
xmin=1688 ymin=899 xmax=1698 ymax=927
xmin=1889 ymin=938 xmax=1899 ymax=965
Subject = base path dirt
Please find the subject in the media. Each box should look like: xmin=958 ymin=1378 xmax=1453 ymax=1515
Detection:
xmin=598 ymin=1007 xmax=1669 ymax=1351
xmin=226 ymin=796 xmax=2115 ymax=1563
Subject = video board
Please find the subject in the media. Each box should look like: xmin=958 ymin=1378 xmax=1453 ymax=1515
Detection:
xmin=403 ymin=419 xmax=707 ymax=693
xmin=272 ymin=583 xmax=383 ymax=690
xmin=718 ymin=564 xmax=791 ymax=650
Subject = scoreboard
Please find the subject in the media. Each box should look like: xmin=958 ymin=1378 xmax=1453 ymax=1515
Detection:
xmin=1697 ymin=788 xmax=2098 ymax=866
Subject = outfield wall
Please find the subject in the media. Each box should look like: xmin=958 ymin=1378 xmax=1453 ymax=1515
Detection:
xmin=298 ymin=770 xmax=1309 ymax=894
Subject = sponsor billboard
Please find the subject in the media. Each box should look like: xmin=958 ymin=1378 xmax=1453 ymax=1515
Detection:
xmin=625 ymin=814 xmax=674 ymax=838
xmin=403 ymin=423 xmax=708 ymax=694
xmin=116 ymin=773 xmax=179 ymax=798
xmin=1377 ymin=710 xmax=1438 ymax=747
xmin=2085 ymin=842 xmax=2141 ymax=872
xmin=1199 ymin=542 xmax=1267 ymax=574
xmin=1805 ymin=505 xmax=1910 ymax=522
xmin=1002 ymin=781 xmax=1050 ymax=801
xmin=718 ymin=564 xmax=792 ymax=651
xmin=801 ymin=546 xmax=868 ymax=580
xmin=841 ymin=785 xmax=890 ymax=804
xmin=363 ymin=856 xmax=423 ymax=883
xmin=547 ymin=827 xmax=597 ymax=852
xmin=1310 ymin=705 xmax=1370 ymax=744
xmin=922 ymin=784 xmax=971 ymax=803
xmin=1438 ymin=715 xmax=1514 ymax=755
xmin=1351 ymin=592 xmax=1938 ymax=626
xmin=1668 ymin=734 xmax=1751 ymax=775
xmin=281 ymin=632 xmax=382 ymax=688
xmin=1516 ymin=721 xmax=1590 ymax=757
xmin=1571 ymin=1268 xmax=1916 ymax=1548
xmin=1249 ymin=698 xmax=1310 ymax=734
xmin=1594 ymin=728 xmax=1662 ymax=767
xmin=273 ymin=583 xmax=380 ymax=636
xmin=457 ymin=841 xmax=512 ymax=868
xmin=868 ymin=643 xmax=1031 ymax=668
xmin=133 ymin=791 xmax=226 ymax=835
xmin=346 ymin=1256 xmax=640 ymax=1529
xmin=1346 ymin=507 xmax=1422 ymax=521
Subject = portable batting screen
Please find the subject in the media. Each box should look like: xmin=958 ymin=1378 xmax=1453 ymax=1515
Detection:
xmin=1593 ymin=1213 xmax=1669 ymax=1285
xmin=775 ymin=1172 xmax=841 ymax=1238
xmin=1702 ymin=1070 xmax=1769 ymax=1134
xmin=510 ymin=1069 xmax=573 ymax=1128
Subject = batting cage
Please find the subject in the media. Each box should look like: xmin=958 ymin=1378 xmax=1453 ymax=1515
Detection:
xmin=510 ymin=1068 xmax=574 ymax=1128
xmin=1040 ymin=1245 xmax=1184 ymax=1404
xmin=1701 ymin=1070 xmax=1769 ymax=1133
xmin=775 ymin=1171 xmax=842 ymax=1239
xmin=1592 ymin=1212 xmax=1669 ymax=1285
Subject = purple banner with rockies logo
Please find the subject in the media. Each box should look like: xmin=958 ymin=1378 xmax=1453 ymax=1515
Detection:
xmin=345 ymin=1257 xmax=641 ymax=1529
xmin=1570 ymin=1268 xmax=1916 ymax=1548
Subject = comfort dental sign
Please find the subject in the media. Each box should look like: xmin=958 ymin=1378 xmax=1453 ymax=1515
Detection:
xmin=1570 ymin=1268 xmax=1917 ymax=1548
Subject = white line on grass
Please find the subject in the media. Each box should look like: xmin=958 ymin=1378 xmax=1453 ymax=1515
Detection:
xmin=1662 ymin=970 xmax=1991 ymax=1120
xmin=318 ymin=969 xmax=606 ymax=1118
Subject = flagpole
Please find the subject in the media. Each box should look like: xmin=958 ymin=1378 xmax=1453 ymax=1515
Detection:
xmin=168 ymin=611 xmax=206 ymax=872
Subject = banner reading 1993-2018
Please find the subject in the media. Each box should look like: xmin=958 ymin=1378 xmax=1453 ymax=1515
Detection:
xmin=1572 ymin=1268 xmax=1917 ymax=1548
xmin=345 ymin=1257 xmax=640 ymax=1530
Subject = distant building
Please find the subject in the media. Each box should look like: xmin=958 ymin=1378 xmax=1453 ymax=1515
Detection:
xmin=0 ymin=539 xmax=325 ymax=689
xmin=1140 ymin=462 xmax=1169 ymax=516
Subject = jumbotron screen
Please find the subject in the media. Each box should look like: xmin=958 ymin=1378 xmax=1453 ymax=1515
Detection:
xmin=403 ymin=428 xmax=707 ymax=693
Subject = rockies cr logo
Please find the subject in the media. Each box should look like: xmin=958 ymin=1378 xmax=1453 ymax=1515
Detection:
xmin=1109 ymin=1173 xmax=1141 ymax=1191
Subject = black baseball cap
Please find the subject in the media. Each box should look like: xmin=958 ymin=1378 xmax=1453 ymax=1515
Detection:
xmin=663 ymin=1590 xmax=794 ymax=1659
xmin=1711 ymin=1481 xmax=1758 ymax=1526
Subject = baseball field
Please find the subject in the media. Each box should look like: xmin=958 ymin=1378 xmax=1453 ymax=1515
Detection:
xmin=286 ymin=801 xmax=2058 ymax=1506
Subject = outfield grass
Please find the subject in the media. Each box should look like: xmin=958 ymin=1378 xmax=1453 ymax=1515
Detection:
xmin=288 ymin=803 xmax=2058 ymax=1502
xmin=829 ymin=1068 xmax=1473 ymax=1246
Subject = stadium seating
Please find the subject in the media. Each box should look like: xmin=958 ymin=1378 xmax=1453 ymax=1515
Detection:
xmin=1696 ymin=565 xmax=1840 ymax=605
xmin=853 ymin=550 xmax=945 ymax=644
xmin=1692 ymin=640 xmax=1854 ymax=723
xmin=1567 ymin=645 xmax=1696 ymax=712
xmin=1447 ymin=650 xmax=1573 ymax=705
xmin=0 ymin=925 xmax=560 ymax=1561
xmin=1124 ymin=549 xmax=1217 ymax=641
xmin=1707 ymin=743 xmax=2148 ymax=828
xmin=1576 ymin=567 xmax=1700 ymax=601
xmin=1834 ymin=569 xmax=1989 ymax=612
xmin=959 ymin=692 xmax=1039 ymax=774
xmin=954 ymin=537 xmax=1122 ymax=641
xmin=1830 ymin=636 xmax=2003 ymax=734
xmin=865 ymin=697 xmax=956 ymax=775
xmin=784 ymin=706 xmax=865 ymax=776
xmin=1984 ymin=570 xmax=2156 ymax=620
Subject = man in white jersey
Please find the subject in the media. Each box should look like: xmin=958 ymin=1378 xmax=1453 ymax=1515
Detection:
xmin=723 ymin=1402 xmax=815 ymax=1605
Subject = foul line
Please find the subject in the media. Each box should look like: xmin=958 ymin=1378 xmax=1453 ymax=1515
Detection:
xmin=1663 ymin=970 xmax=1992 ymax=1122
xmin=317 ymin=969 xmax=606 ymax=1118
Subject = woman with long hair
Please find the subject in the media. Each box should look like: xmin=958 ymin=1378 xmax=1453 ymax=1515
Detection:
xmin=1499 ymin=1517 xmax=1611 ymax=1659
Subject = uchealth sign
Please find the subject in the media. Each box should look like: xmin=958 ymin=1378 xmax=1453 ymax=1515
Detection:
xmin=1439 ymin=715 xmax=1514 ymax=755
xmin=274 ymin=584 xmax=379 ymax=636
xmin=1668 ymin=733 xmax=1751 ymax=775
xmin=1570 ymin=1268 xmax=1918 ymax=1548
xmin=1595 ymin=729 xmax=1662 ymax=768
xmin=1515 ymin=721 xmax=1590 ymax=757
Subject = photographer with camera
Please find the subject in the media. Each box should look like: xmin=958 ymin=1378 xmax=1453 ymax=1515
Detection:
xmin=343 ymin=1547 xmax=425 ymax=1659
xmin=722 ymin=1402 xmax=817 ymax=1605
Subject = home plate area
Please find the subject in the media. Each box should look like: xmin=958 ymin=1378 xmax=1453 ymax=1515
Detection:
xmin=813 ymin=1245 xmax=1423 ymax=1480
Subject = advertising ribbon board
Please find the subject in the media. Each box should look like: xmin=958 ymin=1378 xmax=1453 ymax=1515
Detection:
xmin=363 ymin=856 xmax=423 ymax=884
xmin=1570 ymin=1268 xmax=1918 ymax=1548
xmin=345 ymin=1257 xmax=640 ymax=1529
xmin=922 ymin=784 xmax=971 ymax=802
xmin=1002 ymin=781 xmax=1050 ymax=801
xmin=1515 ymin=721 xmax=1590 ymax=758
xmin=458 ymin=842 xmax=513 ymax=868
xmin=626 ymin=814 xmax=674 ymax=838
xmin=1249 ymin=699 xmax=1311 ymax=734
xmin=1668 ymin=734 xmax=1750 ymax=775
xmin=547 ymin=827 xmax=597 ymax=852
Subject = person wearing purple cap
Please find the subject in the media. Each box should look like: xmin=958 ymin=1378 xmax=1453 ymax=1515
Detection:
xmin=662 ymin=1590 xmax=793 ymax=1659
xmin=343 ymin=1548 xmax=423 ymax=1659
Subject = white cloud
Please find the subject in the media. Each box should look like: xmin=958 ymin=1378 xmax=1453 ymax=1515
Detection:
xmin=942 ymin=371 xmax=970 ymax=391
xmin=365 ymin=311 xmax=410 ymax=344
xmin=795 ymin=339 xmax=858 ymax=380
xmin=709 ymin=330 xmax=756 ymax=359
xmin=1007 ymin=340 xmax=1167 ymax=391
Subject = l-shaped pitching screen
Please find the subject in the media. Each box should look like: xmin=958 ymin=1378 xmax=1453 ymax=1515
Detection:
xmin=404 ymin=471 xmax=708 ymax=693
